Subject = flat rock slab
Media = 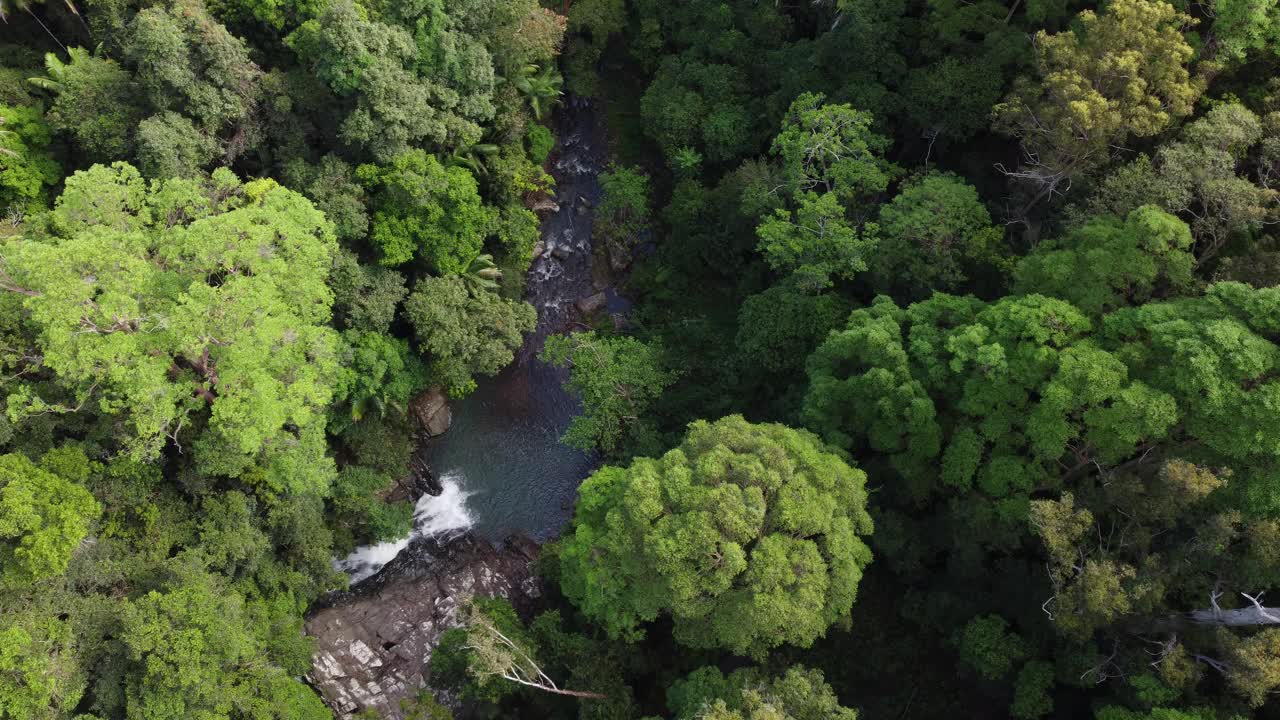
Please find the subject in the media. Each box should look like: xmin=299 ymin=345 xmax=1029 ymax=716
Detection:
xmin=306 ymin=534 xmax=540 ymax=719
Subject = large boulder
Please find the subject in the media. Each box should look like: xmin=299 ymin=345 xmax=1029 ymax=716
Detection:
xmin=409 ymin=387 xmax=451 ymax=438
xmin=306 ymin=534 xmax=541 ymax=719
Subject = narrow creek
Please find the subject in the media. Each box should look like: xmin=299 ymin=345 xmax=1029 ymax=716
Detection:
xmin=336 ymin=98 xmax=605 ymax=584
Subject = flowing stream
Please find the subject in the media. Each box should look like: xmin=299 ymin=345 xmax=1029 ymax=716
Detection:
xmin=336 ymin=97 xmax=604 ymax=583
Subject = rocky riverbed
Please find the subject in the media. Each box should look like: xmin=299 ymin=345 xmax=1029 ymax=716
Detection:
xmin=305 ymin=534 xmax=541 ymax=719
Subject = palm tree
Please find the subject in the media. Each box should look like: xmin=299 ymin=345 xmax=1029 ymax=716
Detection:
xmin=462 ymin=253 xmax=503 ymax=294
xmin=512 ymin=64 xmax=564 ymax=120
xmin=447 ymin=143 xmax=500 ymax=176
xmin=28 ymin=46 xmax=90 ymax=93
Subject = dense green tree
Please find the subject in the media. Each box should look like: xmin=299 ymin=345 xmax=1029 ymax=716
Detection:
xmin=123 ymin=0 xmax=262 ymax=137
xmin=1013 ymin=205 xmax=1196 ymax=315
xmin=559 ymin=415 xmax=873 ymax=657
xmin=873 ymin=172 xmax=1008 ymax=300
xmin=358 ymin=150 xmax=493 ymax=270
xmin=120 ymin=565 xmax=329 ymax=720
xmin=770 ymin=93 xmax=895 ymax=213
xmin=0 ymin=451 xmax=100 ymax=588
xmin=756 ymin=191 xmax=877 ymax=290
xmin=1081 ymin=103 xmax=1279 ymax=262
xmin=640 ymin=57 xmax=760 ymax=165
xmin=403 ymin=275 xmax=535 ymax=396
xmin=0 ymin=103 xmax=59 ymax=214
xmin=328 ymin=250 xmax=407 ymax=334
xmin=286 ymin=0 xmax=487 ymax=160
xmin=135 ymin=111 xmax=221 ymax=179
xmin=734 ymin=282 xmax=848 ymax=377
xmin=1208 ymin=0 xmax=1280 ymax=63
xmin=30 ymin=47 xmax=141 ymax=161
xmin=2 ymin=164 xmax=340 ymax=489
xmin=0 ymin=615 xmax=86 ymax=718
xmin=542 ymin=331 xmax=674 ymax=457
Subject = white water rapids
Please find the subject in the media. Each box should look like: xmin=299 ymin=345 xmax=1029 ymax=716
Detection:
xmin=334 ymin=474 xmax=476 ymax=583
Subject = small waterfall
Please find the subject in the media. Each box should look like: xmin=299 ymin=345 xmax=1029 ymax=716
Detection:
xmin=335 ymin=474 xmax=475 ymax=583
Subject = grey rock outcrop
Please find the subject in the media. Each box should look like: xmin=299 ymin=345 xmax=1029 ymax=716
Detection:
xmin=409 ymin=387 xmax=451 ymax=438
xmin=306 ymin=534 xmax=541 ymax=719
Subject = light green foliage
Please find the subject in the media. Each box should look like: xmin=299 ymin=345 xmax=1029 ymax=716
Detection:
xmin=32 ymin=47 xmax=142 ymax=161
xmin=995 ymin=0 xmax=1202 ymax=190
xmin=135 ymin=111 xmax=221 ymax=179
xmin=771 ymin=92 xmax=895 ymax=211
xmin=1101 ymin=283 xmax=1280 ymax=470
xmin=0 ymin=452 xmax=100 ymax=588
xmin=0 ymin=616 xmax=86 ymax=718
xmin=957 ymin=615 xmax=1027 ymax=680
xmin=403 ymin=275 xmax=536 ymax=396
xmin=1223 ymin=628 xmax=1280 ymax=707
xmin=0 ymin=103 xmax=59 ymax=213
xmin=756 ymin=191 xmax=877 ymax=289
xmin=668 ymin=666 xmax=857 ymax=720
xmin=1083 ymin=103 xmax=1279 ymax=261
xmin=124 ymin=0 xmax=262 ymax=134
xmin=120 ymin=567 xmax=330 ymax=720
xmin=3 ymin=164 xmax=340 ymax=489
xmin=541 ymin=331 xmax=675 ymax=457
xmin=525 ymin=123 xmax=554 ymax=165
xmin=559 ymin=415 xmax=873 ymax=657
xmin=359 ymin=150 xmax=494 ymax=270
xmin=1014 ymin=206 xmax=1196 ymax=315
xmin=1210 ymin=0 xmax=1280 ymax=62
xmin=874 ymin=172 xmax=1008 ymax=299
xmin=804 ymin=291 xmax=1186 ymax=542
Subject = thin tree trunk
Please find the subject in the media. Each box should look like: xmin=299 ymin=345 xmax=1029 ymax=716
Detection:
xmin=25 ymin=8 xmax=67 ymax=54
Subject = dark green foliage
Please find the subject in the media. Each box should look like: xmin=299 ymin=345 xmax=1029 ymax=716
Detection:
xmin=403 ymin=274 xmax=536 ymax=395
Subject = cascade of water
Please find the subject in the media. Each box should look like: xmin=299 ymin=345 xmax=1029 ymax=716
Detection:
xmin=334 ymin=474 xmax=475 ymax=583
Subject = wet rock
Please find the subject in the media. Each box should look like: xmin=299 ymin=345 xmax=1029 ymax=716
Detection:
xmin=551 ymin=244 xmax=571 ymax=260
xmin=531 ymin=241 xmax=545 ymax=259
xmin=575 ymin=292 xmax=607 ymax=316
xmin=382 ymin=455 xmax=440 ymax=504
xmin=306 ymin=534 xmax=541 ymax=719
xmin=409 ymin=387 xmax=451 ymax=438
